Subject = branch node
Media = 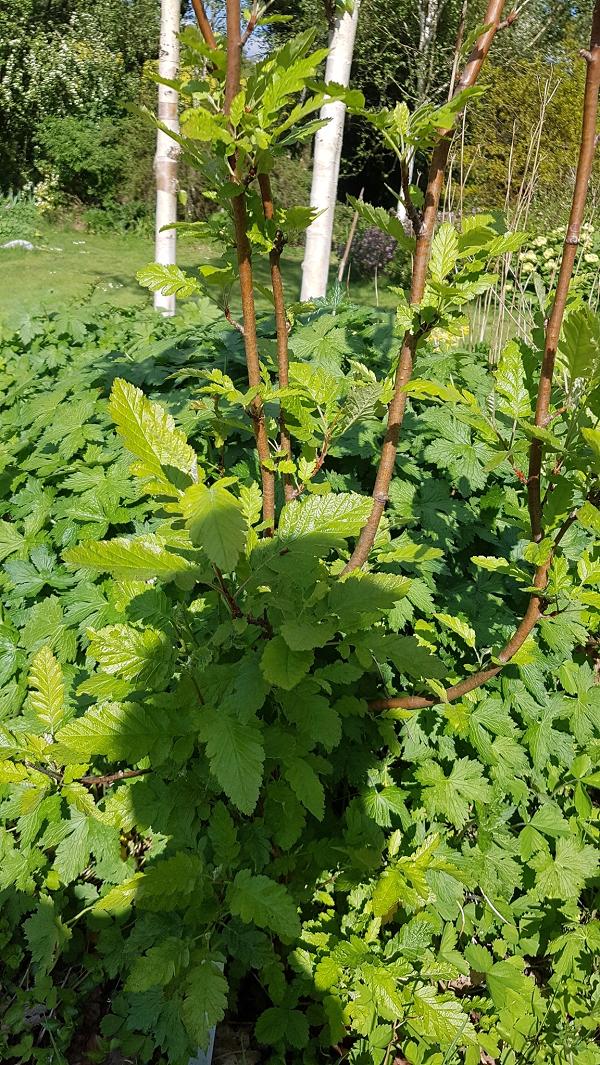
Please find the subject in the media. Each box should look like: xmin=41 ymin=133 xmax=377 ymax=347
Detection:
xmin=580 ymin=48 xmax=593 ymax=62
xmin=373 ymin=491 xmax=389 ymax=505
xmin=498 ymin=9 xmax=518 ymax=30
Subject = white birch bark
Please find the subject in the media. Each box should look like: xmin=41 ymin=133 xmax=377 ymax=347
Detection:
xmin=300 ymin=0 xmax=361 ymax=301
xmin=154 ymin=0 xmax=180 ymax=316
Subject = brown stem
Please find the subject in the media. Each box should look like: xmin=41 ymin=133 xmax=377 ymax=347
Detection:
xmin=369 ymin=511 xmax=578 ymax=711
xmin=342 ymin=0 xmax=507 ymax=574
xmin=24 ymin=761 xmax=151 ymax=788
xmin=224 ymin=0 xmax=241 ymax=113
xmin=78 ymin=769 xmax=151 ymax=788
xmin=258 ymin=171 xmax=294 ymax=503
xmin=191 ymin=0 xmax=217 ymax=49
xmin=527 ymin=13 xmax=600 ymax=542
xmin=213 ymin=564 xmax=273 ymax=636
xmin=213 ymin=564 xmax=243 ymax=617
xmin=225 ymin=0 xmax=275 ymax=530
xmin=241 ymin=1 xmax=259 ymax=46
xmin=224 ymin=305 xmax=245 ymax=334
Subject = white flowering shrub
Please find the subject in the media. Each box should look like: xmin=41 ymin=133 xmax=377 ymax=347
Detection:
xmin=509 ymin=222 xmax=600 ymax=299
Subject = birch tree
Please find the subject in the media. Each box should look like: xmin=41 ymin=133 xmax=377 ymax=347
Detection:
xmin=154 ymin=0 xmax=180 ymax=316
xmin=300 ymin=0 xmax=361 ymax=301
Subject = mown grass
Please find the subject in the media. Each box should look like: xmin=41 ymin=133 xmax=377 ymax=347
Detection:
xmin=0 ymin=222 xmax=396 ymax=325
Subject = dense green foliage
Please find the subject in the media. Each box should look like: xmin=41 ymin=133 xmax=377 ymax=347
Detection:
xmin=1 ymin=17 xmax=600 ymax=1065
xmin=1 ymin=0 xmax=595 ymax=227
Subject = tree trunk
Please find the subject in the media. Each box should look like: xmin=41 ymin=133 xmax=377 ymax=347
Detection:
xmin=154 ymin=0 xmax=180 ymax=316
xmin=300 ymin=1 xmax=361 ymax=301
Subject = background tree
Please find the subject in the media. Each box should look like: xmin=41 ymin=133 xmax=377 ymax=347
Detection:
xmin=154 ymin=0 xmax=181 ymax=316
xmin=301 ymin=1 xmax=362 ymax=300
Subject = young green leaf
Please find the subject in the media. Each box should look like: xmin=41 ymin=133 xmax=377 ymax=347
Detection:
xmin=180 ymin=482 xmax=247 ymax=571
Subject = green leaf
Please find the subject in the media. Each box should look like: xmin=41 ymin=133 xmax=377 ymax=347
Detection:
xmin=416 ymin=758 xmax=492 ymax=828
xmin=228 ymin=869 xmax=300 ymax=941
xmin=55 ymin=702 xmax=169 ymax=763
xmin=434 ymin=613 xmax=476 ymax=649
xmin=198 ymin=706 xmax=264 ymax=815
xmin=429 ymin=223 xmax=459 ymax=282
xmin=530 ymin=837 xmax=599 ymax=899
xmin=485 ymin=958 xmax=538 ymax=1014
xmin=409 ymin=984 xmax=476 ymax=1047
xmin=361 ymin=634 xmax=446 ymax=680
xmin=285 ymin=756 xmax=324 ymax=819
xmin=94 ymin=853 xmax=204 ymax=913
xmin=87 ymin=624 xmax=174 ymax=689
xmin=329 ymin=572 xmax=411 ymax=621
xmin=558 ymin=306 xmax=600 ymax=386
xmin=495 ymin=340 xmax=531 ymax=418
xmin=136 ymin=263 xmax=201 ymax=298
xmin=64 ymin=536 xmax=197 ymax=583
xmin=24 ymin=895 xmax=71 ymax=975
xmin=181 ymin=954 xmax=228 ymax=1049
xmin=0 ymin=520 xmax=25 ymax=562
xmin=256 ymin=1007 xmax=309 ymax=1048
xmin=109 ymin=378 xmax=197 ymax=488
xmin=278 ymin=492 xmax=372 ymax=546
xmin=180 ymin=482 xmax=247 ymax=571
xmin=261 ymin=636 xmax=314 ymax=690
xmin=28 ymin=644 xmax=65 ymax=734
xmin=346 ymin=197 xmax=414 ymax=250
xmin=582 ymin=426 xmax=600 ymax=472
xmin=126 ymin=938 xmax=189 ymax=991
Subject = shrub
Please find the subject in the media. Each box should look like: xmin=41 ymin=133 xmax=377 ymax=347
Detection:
xmin=0 ymin=190 xmax=42 ymax=244
xmin=346 ymin=225 xmax=398 ymax=276
xmin=510 ymin=221 xmax=600 ymax=300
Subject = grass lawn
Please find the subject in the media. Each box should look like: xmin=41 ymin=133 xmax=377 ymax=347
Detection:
xmin=0 ymin=222 xmax=393 ymax=325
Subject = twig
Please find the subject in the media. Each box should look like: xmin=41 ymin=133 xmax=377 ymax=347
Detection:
xmin=338 ymin=187 xmax=364 ymax=282
xmin=342 ymin=0 xmax=507 ymax=574
xmin=241 ymin=0 xmax=259 ymax=46
xmin=258 ymin=171 xmax=294 ymax=502
xmin=24 ymin=761 xmax=151 ymax=789
xmin=213 ymin=564 xmax=243 ymax=617
xmin=399 ymin=161 xmax=422 ymax=236
xmin=77 ymin=769 xmax=151 ymax=788
xmin=224 ymin=305 xmax=245 ymax=334
xmin=527 ymin=18 xmax=600 ymax=542
xmin=213 ymin=564 xmax=273 ymax=637
xmin=447 ymin=0 xmax=468 ymax=102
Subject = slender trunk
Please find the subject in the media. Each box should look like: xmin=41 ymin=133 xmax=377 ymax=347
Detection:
xmin=527 ymin=10 xmax=600 ymax=541
xmin=191 ymin=0 xmax=217 ymax=49
xmin=343 ymin=0 xmax=506 ymax=574
xmin=370 ymin=3 xmax=600 ymax=712
xmin=154 ymin=0 xmax=180 ymax=317
xmin=225 ymin=0 xmax=275 ymax=530
xmin=300 ymin=1 xmax=361 ymax=301
xmin=448 ymin=0 xmax=468 ymax=100
xmin=258 ymin=172 xmax=294 ymax=502
xmin=338 ymin=186 xmax=363 ymax=283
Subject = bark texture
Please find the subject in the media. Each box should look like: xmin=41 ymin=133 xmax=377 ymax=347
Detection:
xmin=300 ymin=1 xmax=361 ymax=301
xmin=154 ymin=0 xmax=180 ymax=317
